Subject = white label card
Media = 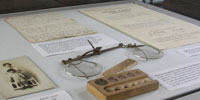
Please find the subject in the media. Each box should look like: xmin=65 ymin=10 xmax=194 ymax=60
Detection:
xmin=32 ymin=34 xmax=119 ymax=57
xmin=176 ymin=44 xmax=200 ymax=57
xmin=27 ymin=90 xmax=74 ymax=100
xmin=151 ymin=61 xmax=200 ymax=91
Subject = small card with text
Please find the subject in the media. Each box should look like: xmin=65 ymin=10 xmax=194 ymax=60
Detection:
xmin=27 ymin=90 xmax=73 ymax=100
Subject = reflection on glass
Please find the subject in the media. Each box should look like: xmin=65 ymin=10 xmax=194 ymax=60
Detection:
xmin=131 ymin=45 xmax=163 ymax=61
xmin=64 ymin=60 xmax=102 ymax=78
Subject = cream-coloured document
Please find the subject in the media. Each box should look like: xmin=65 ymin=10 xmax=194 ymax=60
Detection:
xmin=80 ymin=4 xmax=200 ymax=50
xmin=6 ymin=12 xmax=96 ymax=43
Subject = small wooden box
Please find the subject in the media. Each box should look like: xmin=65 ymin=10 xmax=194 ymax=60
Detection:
xmin=87 ymin=69 xmax=159 ymax=100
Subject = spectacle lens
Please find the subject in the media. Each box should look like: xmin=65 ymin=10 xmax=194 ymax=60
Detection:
xmin=131 ymin=45 xmax=163 ymax=61
xmin=64 ymin=60 xmax=102 ymax=78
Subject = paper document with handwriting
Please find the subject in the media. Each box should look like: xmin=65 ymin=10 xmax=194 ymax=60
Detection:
xmin=6 ymin=12 xmax=96 ymax=43
xmin=80 ymin=4 xmax=200 ymax=50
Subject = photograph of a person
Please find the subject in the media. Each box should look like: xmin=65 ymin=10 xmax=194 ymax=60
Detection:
xmin=2 ymin=63 xmax=39 ymax=91
xmin=0 ymin=56 xmax=56 ymax=99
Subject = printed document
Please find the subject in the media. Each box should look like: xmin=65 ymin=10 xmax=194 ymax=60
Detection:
xmin=6 ymin=12 xmax=96 ymax=43
xmin=151 ymin=61 xmax=200 ymax=91
xmin=176 ymin=43 xmax=200 ymax=57
xmin=32 ymin=34 xmax=119 ymax=57
xmin=27 ymin=90 xmax=74 ymax=100
xmin=80 ymin=4 xmax=200 ymax=50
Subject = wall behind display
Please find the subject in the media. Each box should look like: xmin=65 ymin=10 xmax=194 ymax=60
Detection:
xmin=138 ymin=0 xmax=164 ymax=3
xmin=0 ymin=0 xmax=120 ymax=14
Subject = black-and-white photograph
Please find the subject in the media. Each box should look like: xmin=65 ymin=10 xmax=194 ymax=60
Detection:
xmin=0 ymin=56 xmax=56 ymax=99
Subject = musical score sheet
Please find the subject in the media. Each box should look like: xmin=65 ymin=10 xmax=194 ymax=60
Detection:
xmin=80 ymin=4 xmax=200 ymax=50
xmin=6 ymin=12 xmax=96 ymax=43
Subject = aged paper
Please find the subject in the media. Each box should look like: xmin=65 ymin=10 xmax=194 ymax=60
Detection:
xmin=0 ymin=56 xmax=56 ymax=99
xmin=32 ymin=34 xmax=118 ymax=57
xmin=80 ymin=4 xmax=200 ymax=50
xmin=6 ymin=12 xmax=96 ymax=43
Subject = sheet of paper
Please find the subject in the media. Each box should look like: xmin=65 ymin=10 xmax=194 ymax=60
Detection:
xmin=176 ymin=44 xmax=200 ymax=57
xmin=6 ymin=12 xmax=96 ymax=43
xmin=151 ymin=61 xmax=200 ymax=91
xmin=26 ymin=90 xmax=73 ymax=100
xmin=80 ymin=4 xmax=200 ymax=50
xmin=32 ymin=34 xmax=119 ymax=57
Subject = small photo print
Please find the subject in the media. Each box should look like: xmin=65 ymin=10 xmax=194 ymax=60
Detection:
xmin=0 ymin=56 xmax=56 ymax=99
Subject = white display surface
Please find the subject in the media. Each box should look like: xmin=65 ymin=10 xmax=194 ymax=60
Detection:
xmin=1 ymin=0 xmax=200 ymax=100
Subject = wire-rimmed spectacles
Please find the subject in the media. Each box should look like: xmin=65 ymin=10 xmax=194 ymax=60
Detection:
xmin=62 ymin=41 xmax=163 ymax=78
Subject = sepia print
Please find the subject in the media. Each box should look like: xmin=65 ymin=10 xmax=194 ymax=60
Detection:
xmin=0 ymin=56 xmax=56 ymax=99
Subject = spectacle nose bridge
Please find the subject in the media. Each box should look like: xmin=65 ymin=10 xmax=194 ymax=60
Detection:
xmin=62 ymin=58 xmax=80 ymax=65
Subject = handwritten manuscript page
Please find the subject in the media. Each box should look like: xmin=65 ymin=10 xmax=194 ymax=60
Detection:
xmin=6 ymin=12 xmax=96 ymax=43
